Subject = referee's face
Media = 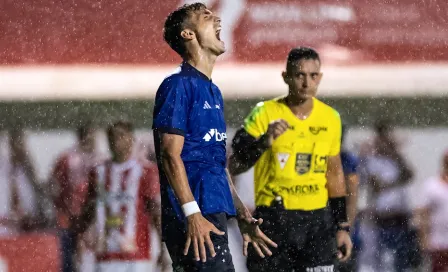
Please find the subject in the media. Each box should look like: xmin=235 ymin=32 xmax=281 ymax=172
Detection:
xmin=283 ymin=59 xmax=322 ymax=102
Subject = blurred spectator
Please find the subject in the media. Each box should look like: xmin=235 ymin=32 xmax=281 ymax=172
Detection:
xmin=364 ymin=119 xmax=421 ymax=271
xmin=415 ymin=151 xmax=448 ymax=272
xmin=0 ymin=129 xmax=48 ymax=235
xmin=338 ymin=124 xmax=360 ymax=272
xmin=50 ymin=122 xmax=105 ymax=272
xmin=73 ymin=121 xmax=166 ymax=272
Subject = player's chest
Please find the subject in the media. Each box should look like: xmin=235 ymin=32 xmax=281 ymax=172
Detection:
xmin=96 ymin=167 xmax=143 ymax=205
xmin=188 ymin=86 xmax=226 ymax=136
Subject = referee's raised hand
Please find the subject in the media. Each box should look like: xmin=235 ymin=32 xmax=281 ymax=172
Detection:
xmin=184 ymin=213 xmax=225 ymax=263
xmin=266 ymin=119 xmax=290 ymax=146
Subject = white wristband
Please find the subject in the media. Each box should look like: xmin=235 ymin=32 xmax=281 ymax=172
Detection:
xmin=182 ymin=201 xmax=201 ymax=217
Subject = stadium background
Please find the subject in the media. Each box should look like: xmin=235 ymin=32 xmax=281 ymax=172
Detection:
xmin=1 ymin=0 xmax=448 ymax=271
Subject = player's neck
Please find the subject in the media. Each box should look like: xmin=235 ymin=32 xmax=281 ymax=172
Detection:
xmin=442 ymin=172 xmax=448 ymax=183
xmin=185 ymin=51 xmax=217 ymax=79
xmin=113 ymin=151 xmax=132 ymax=163
xmin=285 ymin=96 xmax=314 ymax=119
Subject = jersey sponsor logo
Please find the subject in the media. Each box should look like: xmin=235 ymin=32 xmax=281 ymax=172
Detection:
xmin=277 ymin=153 xmax=290 ymax=169
xmin=203 ymin=101 xmax=212 ymax=109
xmin=306 ymin=265 xmax=334 ymax=272
xmin=274 ymin=184 xmax=320 ymax=196
xmin=295 ymin=153 xmax=311 ymax=175
xmin=309 ymin=126 xmax=328 ymax=135
xmin=314 ymin=155 xmax=328 ymax=173
xmin=203 ymin=129 xmax=227 ymax=142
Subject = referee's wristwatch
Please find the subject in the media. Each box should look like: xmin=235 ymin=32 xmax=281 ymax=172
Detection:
xmin=336 ymin=223 xmax=350 ymax=233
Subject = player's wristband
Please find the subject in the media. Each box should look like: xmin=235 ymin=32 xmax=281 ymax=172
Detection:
xmin=329 ymin=197 xmax=348 ymax=225
xmin=182 ymin=201 xmax=201 ymax=217
xmin=336 ymin=224 xmax=350 ymax=233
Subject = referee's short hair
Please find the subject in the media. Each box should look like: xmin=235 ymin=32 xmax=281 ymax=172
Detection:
xmin=286 ymin=47 xmax=320 ymax=73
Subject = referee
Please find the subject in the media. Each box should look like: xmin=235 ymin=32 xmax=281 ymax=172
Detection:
xmin=229 ymin=47 xmax=352 ymax=272
xmin=152 ymin=3 xmax=276 ymax=271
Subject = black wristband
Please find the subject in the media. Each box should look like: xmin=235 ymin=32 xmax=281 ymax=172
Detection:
xmin=329 ymin=197 xmax=348 ymax=225
xmin=336 ymin=225 xmax=350 ymax=233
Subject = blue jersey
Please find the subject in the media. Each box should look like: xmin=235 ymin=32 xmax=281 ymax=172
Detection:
xmin=152 ymin=62 xmax=236 ymax=233
xmin=341 ymin=151 xmax=358 ymax=175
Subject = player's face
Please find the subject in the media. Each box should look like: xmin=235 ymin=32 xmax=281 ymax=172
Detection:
xmin=109 ymin=127 xmax=133 ymax=158
xmin=283 ymin=59 xmax=322 ymax=101
xmin=443 ymin=153 xmax=448 ymax=174
xmin=81 ymin=129 xmax=95 ymax=152
xmin=184 ymin=8 xmax=225 ymax=56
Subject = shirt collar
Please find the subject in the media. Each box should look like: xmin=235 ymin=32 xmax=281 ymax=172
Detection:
xmin=181 ymin=61 xmax=211 ymax=81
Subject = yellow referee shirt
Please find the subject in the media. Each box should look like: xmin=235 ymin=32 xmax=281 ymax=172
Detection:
xmin=244 ymin=97 xmax=342 ymax=211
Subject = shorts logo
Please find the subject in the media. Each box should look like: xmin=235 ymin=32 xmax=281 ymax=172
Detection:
xmin=309 ymin=126 xmax=328 ymax=135
xmin=306 ymin=265 xmax=334 ymax=272
xmin=277 ymin=153 xmax=290 ymax=169
xmin=295 ymin=153 xmax=311 ymax=175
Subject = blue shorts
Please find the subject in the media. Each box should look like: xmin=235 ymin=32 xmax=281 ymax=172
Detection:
xmin=164 ymin=213 xmax=235 ymax=272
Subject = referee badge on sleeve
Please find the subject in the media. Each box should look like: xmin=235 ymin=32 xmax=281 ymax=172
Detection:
xmin=295 ymin=153 xmax=311 ymax=175
xmin=277 ymin=153 xmax=290 ymax=169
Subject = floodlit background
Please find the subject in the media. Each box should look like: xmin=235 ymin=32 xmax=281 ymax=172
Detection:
xmin=1 ymin=0 xmax=448 ymax=271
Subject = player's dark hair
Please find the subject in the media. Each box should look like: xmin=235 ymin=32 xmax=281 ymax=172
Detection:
xmin=341 ymin=123 xmax=347 ymax=145
xmin=163 ymin=2 xmax=207 ymax=57
xmin=286 ymin=47 xmax=320 ymax=73
xmin=374 ymin=118 xmax=392 ymax=135
xmin=107 ymin=120 xmax=133 ymax=144
xmin=77 ymin=121 xmax=94 ymax=141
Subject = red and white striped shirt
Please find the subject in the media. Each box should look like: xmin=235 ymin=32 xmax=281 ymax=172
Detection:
xmin=51 ymin=147 xmax=104 ymax=229
xmin=90 ymin=158 xmax=160 ymax=262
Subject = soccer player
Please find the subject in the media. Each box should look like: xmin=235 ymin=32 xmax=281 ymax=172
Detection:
xmin=415 ymin=151 xmax=448 ymax=272
xmin=72 ymin=121 xmax=166 ymax=272
xmin=229 ymin=47 xmax=353 ymax=272
xmin=338 ymin=125 xmax=360 ymax=272
xmin=51 ymin=122 xmax=103 ymax=272
xmin=152 ymin=3 xmax=277 ymax=271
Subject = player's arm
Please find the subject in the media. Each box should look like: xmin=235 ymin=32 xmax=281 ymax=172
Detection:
xmin=71 ymin=169 xmax=97 ymax=234
xmin=229 ymin=128 xmax=269 ymax=175
xmin=225 ymin=169 xmax=278 ymax=257
xmin=229 ymin=120 xmax=290 ymax=176
xmin=414 ymin=206 xmax=430 ymax=252
xmin=345 ymin=172 xmax=359 ymax=227
xmin=326 ymin=114 xmax=352 ymax=261
xmin=158 ymin=132 xmax=225 ymax=263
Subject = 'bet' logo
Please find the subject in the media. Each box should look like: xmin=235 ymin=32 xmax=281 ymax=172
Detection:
xmin=203 ymin=129 xmax=227 ymax=142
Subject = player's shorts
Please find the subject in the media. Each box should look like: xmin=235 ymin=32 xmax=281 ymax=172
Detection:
xmin=96 ymin=260 xmax=152 ymax=272
xmin=164 ymin=212 xmax=235 ymax=272
xmin=247 ymin=199 xmax=337 ymax=272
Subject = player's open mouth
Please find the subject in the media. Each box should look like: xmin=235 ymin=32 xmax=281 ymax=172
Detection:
xmin=216 ymin=28 xmax=221 ymax=41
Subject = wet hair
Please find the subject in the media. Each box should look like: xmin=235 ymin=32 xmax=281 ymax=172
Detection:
xmin=374 ymin=118 xmax=392 ymax=135
xmin=341 ymin=123 xmax=347 ymax=145
xmin=107 ymin=120 xmax=133 ymax=145
xmin=163 ymin=2 xmax=207 ymax=57
xmin=286 ymin=47 xmax=320 ymax=74
xmin=77 ymin=121 xmax=94 ymax=141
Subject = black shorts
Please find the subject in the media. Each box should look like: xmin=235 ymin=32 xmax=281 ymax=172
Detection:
xmin=247 ymin=203 xmax=337 ymax=272
xmin=164 ymin=212 xmax=235 ymax=272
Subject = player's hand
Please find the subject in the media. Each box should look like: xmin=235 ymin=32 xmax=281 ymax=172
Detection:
xmin=266 ymin=119 xmax=290 ymax=146
xmin=238 ymin=217 xmax=278 ymax=258
xmin=184 ymin=213 xmax=225 ymax=262
xmin=336 ymin=230 xmax=353 ymax=262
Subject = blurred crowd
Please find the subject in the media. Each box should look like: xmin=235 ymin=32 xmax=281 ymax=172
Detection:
xmin=0 ymin=119 xmax=447 ymax=272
